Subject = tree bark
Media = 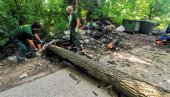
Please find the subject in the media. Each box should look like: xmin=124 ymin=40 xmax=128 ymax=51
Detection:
xmin=48 ymin=45 xmax=170 ymax=97
xmin=65 ymin=0 xmax=76 ymax=6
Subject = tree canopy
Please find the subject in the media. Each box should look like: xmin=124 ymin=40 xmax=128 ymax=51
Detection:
xmin=0 ymin=0 xmax=170 ymax=46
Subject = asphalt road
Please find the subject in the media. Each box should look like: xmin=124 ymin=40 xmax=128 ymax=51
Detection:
xmin=0 ymin=67 xmax=117 ymax=97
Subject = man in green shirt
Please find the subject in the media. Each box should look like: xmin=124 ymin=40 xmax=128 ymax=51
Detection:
xmin=66 ymin=6 xmax=80 ymax=53
xmin=10 ymin=22 xmax=44 ymax=63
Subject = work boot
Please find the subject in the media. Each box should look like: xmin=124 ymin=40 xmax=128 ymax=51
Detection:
xmin=72 ymin=46 xmax=77 ymax=53
xmin=69 ymin=46 xmax=77 ymax=53
xmin=26 ymin=51 xmax=35 ymax=58
xmin=17 ymin=57 xmax=27 ymax=64
xmin=16 ymin=50 xmax=27 ymax=64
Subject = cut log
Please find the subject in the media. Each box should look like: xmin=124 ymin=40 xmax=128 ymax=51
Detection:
xmin=48 ymin=45 xmax=170 ymax=97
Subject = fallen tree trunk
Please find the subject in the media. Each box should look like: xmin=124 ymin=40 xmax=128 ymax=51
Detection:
xmin=48 ymin=45 xmax=170 ymax=97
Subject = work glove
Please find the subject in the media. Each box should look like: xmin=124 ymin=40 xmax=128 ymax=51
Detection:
xmin=167 ymin=33 xmax=170 ymax=36
xmin=39 ymin=40 xmax=45 ymax=45
xmin=75 ymin=27 xmax=79 ymax=33
xmin=33 ymin=48 xmax=38 ymax=52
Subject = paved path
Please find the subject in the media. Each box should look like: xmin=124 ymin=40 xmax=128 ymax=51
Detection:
xmin=0 ymin=67 xmax=117 ymax=97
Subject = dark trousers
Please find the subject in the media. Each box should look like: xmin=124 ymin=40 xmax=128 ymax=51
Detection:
xmin=70 ymin=28 xmax=79 ymax=52
xmin=14 ymin=39 xmax=28 ymax=62
xmin=70 ymin=28 xmax=78 ymax=47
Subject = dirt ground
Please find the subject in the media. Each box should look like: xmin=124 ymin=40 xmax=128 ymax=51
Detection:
xmin=0 ymin=56 xmax=66 ymax=92
xmin=78 ymin=30 xmax=170 ymax=91
xmin=0 ymin=54 xmax=119 ymax=97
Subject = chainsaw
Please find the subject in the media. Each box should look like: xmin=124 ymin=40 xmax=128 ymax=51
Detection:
xmin=41 ymin=39 xmax=56 ymax=51
xmin=26 ymin=40 xmax=56 ymax=58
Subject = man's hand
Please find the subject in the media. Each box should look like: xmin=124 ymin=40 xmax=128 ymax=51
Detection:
xmin=66 ymin=24 xmax=70 ymax=29
xmin=33 ymin=48 xmax=38 ymax=52
xmin=167 ymin=33 xmax=170 ymax=36
xmin=66 ymin=24 xmax=68 ymax=28
xmin=75 ymin=27 xmax=79 ymax=33
xmin=28 ymin=39 xmax=36 ymax=49
xmin=39 ymin=40 xmax=45 ymax=45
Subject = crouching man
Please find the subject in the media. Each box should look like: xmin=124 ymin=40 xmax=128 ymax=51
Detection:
xmin=9 ymin=22 xmax=44 ymax=64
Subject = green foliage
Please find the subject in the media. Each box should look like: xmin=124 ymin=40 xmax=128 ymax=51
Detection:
xmin=90 ymin=0 xmax=170 ymax=27
xmin=42 ymin=0 xmax=67 ymax=34
xmin=0 ymin=12 xmax=18 ymax=47
xmin=0 ymin=0 xmax=68 ymax=46
xmin=0 ymin=0 xmax=169 ymax=47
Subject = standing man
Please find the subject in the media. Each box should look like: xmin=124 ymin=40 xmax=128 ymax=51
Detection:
xmin=66 ymin=6 xmax=80 ymax=53
xmin=10 ymin=22 xmax=44 ymax=63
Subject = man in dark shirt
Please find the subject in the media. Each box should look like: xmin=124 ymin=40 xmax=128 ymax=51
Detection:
xmin=66 ymin=6 xmax=80 ymax=52
xmin=10 ymin=22 xmax=44 ymax=63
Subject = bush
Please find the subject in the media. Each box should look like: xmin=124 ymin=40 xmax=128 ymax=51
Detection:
xmin=0 ymin=12 xmax=18 ymax=47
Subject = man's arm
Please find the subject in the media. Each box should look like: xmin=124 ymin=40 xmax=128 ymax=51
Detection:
xmin=76 ymin=18 xmax=80 ymax=28
xmin=34 ymin=33 xmax=44 ymax=46
xmin=34 ymin=33 xmax=41 ymax=41
xmin=75 ymin=18 xmax=80 ymax=32
xmin=27 ymin=39 xmax=36 ymax=49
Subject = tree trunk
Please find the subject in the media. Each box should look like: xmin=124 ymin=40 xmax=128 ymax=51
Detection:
xmin=48 ymin=45 xmax=170 ymax=97
xmin=65 ymin=0 xmax=76 ymax=6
